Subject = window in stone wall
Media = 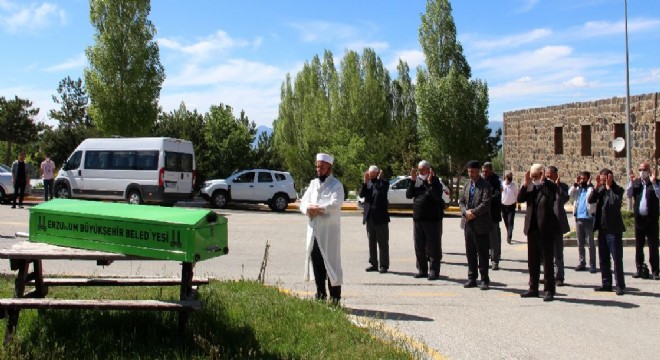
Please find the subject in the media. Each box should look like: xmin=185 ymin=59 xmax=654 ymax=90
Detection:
xmin=614 ymin=123 xmax=626 ymax=158
xmin=581 ymin=125 xmax=591 ymax=156
xmin=554 ymin=127 xmax=563 ymax=154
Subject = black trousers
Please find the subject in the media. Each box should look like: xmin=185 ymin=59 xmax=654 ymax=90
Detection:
xmin=527 ymin=223 xmax=556 ymax=294
xmin=12 ymin=182 xmax=25 ymax=207
xmin=465 ymin=224 xmax=490 ymax=282
xmin=311 ymin=238 xmax=341 ymax=301
xmin=43 ymin=179 xmax=54 ymax=201
xmin=413 ymin=220 xmax=442 ymax=275
xmin=366 ymin=219 xmax=389 ymax=269
xmin=501 ymin=204 xmax=517 ymax=241
xmin=634 ymin=215 xmax=659 ymax=275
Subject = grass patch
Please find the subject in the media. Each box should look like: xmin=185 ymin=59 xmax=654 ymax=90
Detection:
xmin=0 ymin=278 xmax=420 ymax=359
xmin=565 ymin=210 xmax=636 ymax=239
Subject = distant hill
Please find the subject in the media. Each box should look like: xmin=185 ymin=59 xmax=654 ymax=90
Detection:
xmin=252 ymin=125 xmax=273 ymax=147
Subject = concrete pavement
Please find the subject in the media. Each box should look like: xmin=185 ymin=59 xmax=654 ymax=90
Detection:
xmin=1 ymin=200 xmax=659 ymax=359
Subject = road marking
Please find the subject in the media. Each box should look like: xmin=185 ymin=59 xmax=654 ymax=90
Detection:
xmin=399 ymin=292 xmax=459 ymax=297
xmin=0 ymin=221 xmax=26 ymax=225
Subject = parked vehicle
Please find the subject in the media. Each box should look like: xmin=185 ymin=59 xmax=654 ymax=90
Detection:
xmin=54 ymin=137 xmax=195 ymax=205
xmin=358 ymin=176 xmax=450 ymax=209
xmin=0 ymin=163 xmax=31 ymax=204
xmin=200 ymin=169 xmax=297 ymax=212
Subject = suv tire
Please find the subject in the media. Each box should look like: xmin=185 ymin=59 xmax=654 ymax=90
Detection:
xmin=212 ymin=190 xmax=229 ymax=209
xmin=271 ymin=194 xmax=289 ymax=212
xmin=55 ymin=184 xmax=71 ymax=199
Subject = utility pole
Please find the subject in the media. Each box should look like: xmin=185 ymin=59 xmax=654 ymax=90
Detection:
xmin=624 ymin=0 xmax=633 ymax=211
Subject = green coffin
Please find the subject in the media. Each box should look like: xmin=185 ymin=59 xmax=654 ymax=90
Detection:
xmin=29 ymin=199 xmax=228 ymax=262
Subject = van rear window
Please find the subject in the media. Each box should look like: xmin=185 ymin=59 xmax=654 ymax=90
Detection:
xmin=165 ymin=152 xmax=193 ymax=172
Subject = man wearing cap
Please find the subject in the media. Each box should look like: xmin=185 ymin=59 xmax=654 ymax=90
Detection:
xmin=459 ymin=160 xmax=493 ymax=290
xmin=359 ymin=165 xmax=390 ymax=273
xmin=300 ymin=153 xmax=345 ymax=303
xmin=517 ymin=164 xmax=559 ymax=301
xmin=406 ymin=160 xmax=444 ymax=280
xmin=482 ymin=162 xmax=503 ymax=270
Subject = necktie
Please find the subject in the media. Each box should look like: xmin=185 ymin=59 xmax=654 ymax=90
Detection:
xmin=468 ymin=184 xmax=475 ymax=208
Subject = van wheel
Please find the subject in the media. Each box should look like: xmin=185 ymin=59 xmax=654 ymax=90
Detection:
xmin=127 ymin=190 xmax=143 ymax=205
xmin=211 ymin=191 xmax=228 ymax=209
xmin=55 ymin=184 xmax=70 ymax=199
xmin=271 ymin=194 xmax=289 ymax=212
xmin=0 ymin=188 xmax=7 ymax=204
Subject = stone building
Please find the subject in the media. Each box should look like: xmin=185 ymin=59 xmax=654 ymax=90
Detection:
xmin=503 ymin=92 xmax=660 ymax=185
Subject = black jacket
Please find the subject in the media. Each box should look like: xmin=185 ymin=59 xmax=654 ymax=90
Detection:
xmin=589 ymin=182 xmax=626 ymax=234
xmin=555 ymin=182 xmax=570 ymax=234
xmin=406 ymin=176 xmax=444 ymax=221
xmin=629 ymin=178 xmax=660 ymax=219
xmin=359 ymin=178 xmax=390 ymax=225
xmin=485 ymin=174 xmax=502 ymax=222
xmin=517 ymin=179 xmax=560 ymax=236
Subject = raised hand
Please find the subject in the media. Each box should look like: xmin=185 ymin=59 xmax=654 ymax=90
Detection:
xmin=629 ymin=169 xmax=636 ymax=182
xmin=363 ymin=171 xmax=370 ymax=184
xmin=410 ymin=167 xmax=417 ymax=182
xmin=606 ymin=174 xmax=614 ymax=189
xmin=555 ymin=174 xmax=561 ymax=185
xmin=428 ymin=168 xmax=435 ymax=183
xmin=524 ymin=170 xmax=531 ymax=187
xmin=378 ymin=170 xmax=385 ymax=180
xmin=652 ymin=170 xmax=657 ymax=183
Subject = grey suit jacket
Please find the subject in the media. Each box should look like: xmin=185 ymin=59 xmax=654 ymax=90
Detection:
xmin=459 ymin=177 xmax=493 ymax=234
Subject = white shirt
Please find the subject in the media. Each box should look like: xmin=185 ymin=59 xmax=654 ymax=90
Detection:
xmin=501 ymin=180 xmax=518 ymax=206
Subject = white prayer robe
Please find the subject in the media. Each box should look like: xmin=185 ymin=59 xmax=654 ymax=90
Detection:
xmin=300 ymin=175 xmax=344 ymax=286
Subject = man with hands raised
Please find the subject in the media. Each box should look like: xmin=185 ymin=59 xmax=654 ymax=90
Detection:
xmin=406 ymin=160 xmax=444 ymax=280
xmin=359 ymin=166 xmax=391 ymax=274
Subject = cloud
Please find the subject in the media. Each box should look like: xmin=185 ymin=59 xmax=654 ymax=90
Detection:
xmin=0 ymin=1 xmax=66 ymax=33
xmin=472 ymin=28 xmax=552 ymax=51
xmin=516 ymin=0 xmax=539 ymax=13
xmin=158 ymin=30 xmax=256 ymax=61
xmin=165 ymin=59 xmax=285 ymax=88
xmin=386 ymin=50 xmax=425 ymax=71
xmin=45 ymin=53 xmax=86 ymax=72
xmin=563 ymin=76 xmax=589 ymax=88
xmin=344 ymin=40 xmax=389 ymax=52
xmin=571 ymin=18 xmax=660 ymax=38
xmin=289 ymin=21 xmax=358 ymax=43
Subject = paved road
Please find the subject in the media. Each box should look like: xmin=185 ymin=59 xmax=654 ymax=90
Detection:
xmin=1 ymin=200 xmax=659 ymax=359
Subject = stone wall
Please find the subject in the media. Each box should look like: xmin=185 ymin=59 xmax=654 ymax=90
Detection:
xmin=503 ymin=92 xmax=659 ymax=185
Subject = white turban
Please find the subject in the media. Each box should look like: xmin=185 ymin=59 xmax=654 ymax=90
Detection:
xmin=316 ymin=153 xmax=334 ymax=165
xmin=530 ymin=163 xmax=543 ymax=174
xmin=368 ymin=165 xmax=379 ymax=172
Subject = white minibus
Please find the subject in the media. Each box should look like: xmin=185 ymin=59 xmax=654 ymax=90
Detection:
xmin=54 ymin=137 xmax=195 ymax=205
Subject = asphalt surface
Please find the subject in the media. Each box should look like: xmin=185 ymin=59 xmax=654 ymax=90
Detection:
xmin=1 ymin=199 xmax=659 ymax=360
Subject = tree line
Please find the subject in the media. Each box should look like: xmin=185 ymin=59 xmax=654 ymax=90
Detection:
xmin=0 ymin=0 xmax=500 ymax=201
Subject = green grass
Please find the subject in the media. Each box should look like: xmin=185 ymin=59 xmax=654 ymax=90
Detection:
xmin=0 ymin=279 xmax=420 ymax=359
xmin=565 ymin=210 xmax=636 ymax=238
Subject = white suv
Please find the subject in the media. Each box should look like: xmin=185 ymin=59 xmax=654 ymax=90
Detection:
xmin=201 ymin=169 xmax=298 ymax=212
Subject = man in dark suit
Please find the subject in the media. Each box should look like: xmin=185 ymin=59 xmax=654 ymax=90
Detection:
xmin=359 ymin=165 xmax=390 ymax=274
xmin=626 ymin=162 xmax=660 ymax=280
xmin=459 ymin=160 xmax=493 ymax=290
xmin=590 ymin=169 xmax=626 ymax=295
xmin=545 ymin=166 xmax=570 ymax=286
xmin=482 ymin=162 xmax=503 ymax=270
xmin=406 ymin=160 xmax=444 ymax=280
xmin=517 ymin=164 xmax=559 ymax=301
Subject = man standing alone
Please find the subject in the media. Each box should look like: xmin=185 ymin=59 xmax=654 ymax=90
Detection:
xmin=300 ymin=153 xmax=344 ymax=303
xmin=11 ymin=152 xmax=29 ymax=209
xmin=359 ymin=165 xmax=390 ymax=274
xmin=482 ymin=162 xmax=503 ymax=270
xmin=41 ymin=155 xmax=56 ymax=201
xmin=406 ymin=160 xmax=444 ymax=280
xmin=459 ymin=160 xmax=492 ymax=290
xmin=517 ymin=164 xmax=559 ymax=302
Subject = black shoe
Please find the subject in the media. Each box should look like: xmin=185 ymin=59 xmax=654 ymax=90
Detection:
xmin=575 ymin=265 xmax=586 ymax=272
xmin=507 ymin=237 xmax=512 ymax=244
xmin=653 ymin=274 xmax=660 ymax=280
xmin=589 ymin=267 xmax=598 ymax=274
xmin=594 ymin=286 xmax=613 ymax=292
xmin=427 ymin=272 xmax=439 ymax=281
xmin=543 ymin=292 xmax=554 ymax=302
xmin=414 ymin=272 xmax=428 ymax=279
xmin=365 ymin=266 xmax=378 ymax=272
xmin=11 ymin=205 xmax=16 ymax=209
xmin=379 ymin=268 xmax=388 ymax=274
xmin=520 ymin=290 xmax=540 ymax=298
xmin=556 ymin=280 xmax=565 ymax=287
xmin=463 ymin=280 xmax=477 ymax=288
xmin=480 ymin=281 xmax=489 ymax=290
xmin=615 ymin=287 xmax=624 ymax=296
xmin=632 ymin=271 xmax=641 ymax=279
xmin=18 ymin=205 xmax=24 ymax=208
xmin=315 ymin=293 xmax=327 ymax=301
xmin=492 ymin=262 xmax=499 ymax=271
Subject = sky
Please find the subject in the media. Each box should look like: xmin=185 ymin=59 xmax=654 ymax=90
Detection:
xmin=1 ymin=0 xmax=659 ymax=129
